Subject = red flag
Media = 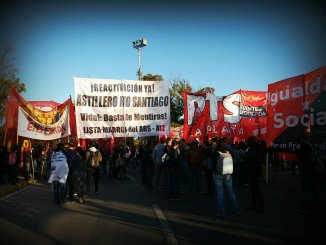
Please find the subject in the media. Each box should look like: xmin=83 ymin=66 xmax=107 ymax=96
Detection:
xmin=5 ymin=86 xmax=20 ymax=130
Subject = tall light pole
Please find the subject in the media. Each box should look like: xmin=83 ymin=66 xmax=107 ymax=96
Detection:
xmin=132 ymin=37 xmax=147 ymax=81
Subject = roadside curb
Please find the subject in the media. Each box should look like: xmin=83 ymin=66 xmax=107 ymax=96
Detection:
xmin=0 ymin=179 xmax=37 ymax=199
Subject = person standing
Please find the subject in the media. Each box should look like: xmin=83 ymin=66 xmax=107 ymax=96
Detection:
xmin=178 ymin=139 xmax=190 ymax=192
xmin=186 ymin=140 xmax=203 ymax=194
xmin=48 ymin=143 xmax=69 ymax=204
xmin=203 ymin=140 xmax=214 ymax=195
xmin=86 ymin=143 xmax=102 ymax=194
xmin=70 ymin=147 xmax=87 ymax=203
xmin=8 ymin=145 xmax=20 ymax=185
xmin=232 ymin=142 xmax=246 ymax=187
xmin=152 ymin=137 xmax=166 ymax=190
xmin=22 ymin=146 xmax=33 ymax=181
xmin=167 ymin=139 xmax=181 ymax=200
xmin=64 ymin=144 xmax=75 ymax=201
xmin=296 ymin=139 xmax=323 ymax=214
xmin=38 ymin=143 xmax=50 ymax=182
xmin=213 ymin=140 xmax=240 ymax=217
xmin=245 ymin=136 xmax=264 ymax=212
xmin=143 ymin=140 xmax=154 ymax=189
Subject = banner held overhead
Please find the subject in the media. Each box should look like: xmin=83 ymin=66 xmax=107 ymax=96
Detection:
xmin=74 ymin=77 xmax=170 ymax=139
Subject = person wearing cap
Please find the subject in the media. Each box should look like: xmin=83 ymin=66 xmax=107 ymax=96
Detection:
xmin=85 ymin=143 xmax=102 ymax=194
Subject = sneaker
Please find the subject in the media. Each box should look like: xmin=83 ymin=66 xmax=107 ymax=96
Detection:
xmin=94 ymin=191 xmax=98 ymax=195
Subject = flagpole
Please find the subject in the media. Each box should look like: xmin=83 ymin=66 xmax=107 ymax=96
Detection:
xmin=3 ymin=128 xmax=7 ymax=146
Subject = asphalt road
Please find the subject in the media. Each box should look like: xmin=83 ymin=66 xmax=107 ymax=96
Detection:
xmin=0 ymin=166 xmax=325 ymax=245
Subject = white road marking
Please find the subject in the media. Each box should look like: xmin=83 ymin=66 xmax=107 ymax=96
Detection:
xmin=127 ymin=175 xmax=135 ymax=182
xmin=152 ymin=203 xmax=178 ymax=245
xmin=0 ymin=186 xmax=33 ymax=202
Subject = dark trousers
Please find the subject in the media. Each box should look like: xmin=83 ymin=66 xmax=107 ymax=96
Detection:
xmin=9 ymin=165 xmax=17 ymax=184
xmin=145 ymin=165 xmax=154 ymax=188
xmin=93 ymin=168 xmax=99 ymax=192
xmin=248 ymin=173 xmax=264 ymax=208
xmin=52 ymin=181 xmax=66 ymax=204
xmin=168 ymin=170 xmax=179 ymax=199
xmin=73 ymin=172 xmax=86 ymax=200
xmin=205 ymin=168 xmax=214 ymax=194
xmin=67 ymin=172 xmax=74 ymax=199
xmin=87 ymin=168 xmax=99 ymax=192
xmin=38 ymin=161 xmax=47 ymax=181
xmin=24 ymin=162 xmax=31 ymax=180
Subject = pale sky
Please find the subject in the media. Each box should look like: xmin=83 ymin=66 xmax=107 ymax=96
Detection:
xmin=1 ymin=0 xmax=325 ymax=103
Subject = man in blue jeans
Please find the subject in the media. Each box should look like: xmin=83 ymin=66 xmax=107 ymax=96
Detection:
xmin=213 ymin=140 xmax=240 ymax=216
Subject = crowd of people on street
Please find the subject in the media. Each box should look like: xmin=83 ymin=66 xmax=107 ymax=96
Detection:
xmin=0 ymin=135 xmax=324 ymax=216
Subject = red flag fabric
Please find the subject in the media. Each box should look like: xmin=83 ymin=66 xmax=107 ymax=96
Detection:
xmin=267 ymin=66 xmax=326 ymax=151
xmin=183 ymin=90 xmax=267 ymax=142
xmin=4 ymin=86 xmax=77 ymax=144
xmin=5 ymin=86 xmax=20 ymax=130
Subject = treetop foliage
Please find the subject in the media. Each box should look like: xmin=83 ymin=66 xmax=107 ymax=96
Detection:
xmin=0 ymin=42 xmax=26 ymax=122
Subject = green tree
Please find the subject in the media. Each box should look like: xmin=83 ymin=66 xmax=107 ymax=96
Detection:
xmin=0 ymin=42 xmax=26 ymax=126
xmin=169 ymin=77 xmax=192 ymax=124
xmin=196 ymin=86 xmax=215 ymax=94
xmin=142 ymin=73 xmax=164 ymax=81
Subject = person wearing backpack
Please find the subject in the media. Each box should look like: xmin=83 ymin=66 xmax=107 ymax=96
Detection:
xmin=213 ymin=139 xmax=240 ymax=217
xmin=86 ymin=143 xmax=102 ymax=194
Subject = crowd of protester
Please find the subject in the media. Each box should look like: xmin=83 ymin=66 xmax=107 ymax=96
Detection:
xmin=0 ymin=135 xmax=324 ymax=215
xmin=136 ymin=136 xmax=324 ymax=215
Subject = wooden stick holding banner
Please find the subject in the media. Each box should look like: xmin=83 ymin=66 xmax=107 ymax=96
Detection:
xmin=3 ymin=128 xmax=7 ymax=146
xmin=265 ymin=152 xmax=269 ymax=184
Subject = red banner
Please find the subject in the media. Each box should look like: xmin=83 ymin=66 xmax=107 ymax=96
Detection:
xmin=4 ymin=86 xmax=77 ymax=143
xmin=183 ymin=90 xmax=267 ymax=142
xmin=267 ymin=66 xmax=326 ymax=152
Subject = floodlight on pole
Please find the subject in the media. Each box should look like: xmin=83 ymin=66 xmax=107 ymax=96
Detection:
xmin=132 ymin=37 xmax=147 ymax=81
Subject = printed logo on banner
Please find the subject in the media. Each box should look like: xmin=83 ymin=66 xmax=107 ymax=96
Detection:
xmin=17 ymin=106 xmax=70 ymax=140
xmin=239 ymin=105 xmax=267 ymax=118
